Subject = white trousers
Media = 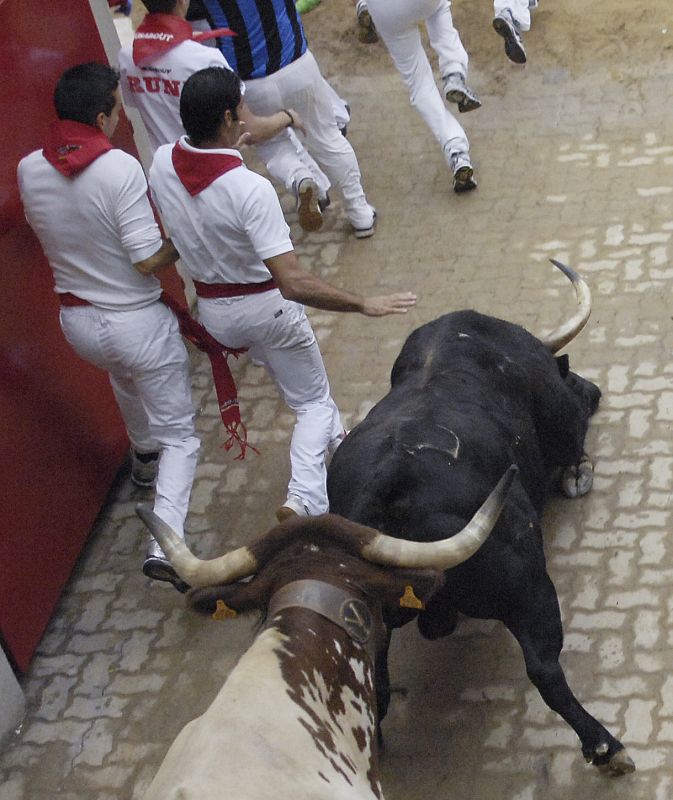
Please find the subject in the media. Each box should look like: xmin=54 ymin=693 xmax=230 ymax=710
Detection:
xmin=264 ymin=127 xmax=331 ymax=198
xmin=493 ymin=0 xmax=532 ymax=31
xmin=60 ymin=302 xmax=199 ymax=537
xmin=244 ymin=51 xmax=369 ymax=218
xmin=261 ymin=79 xmax=349 ymax=198
xmin=322 ymin=79 xmax=351 ymax=130
xmin=197 ymin=290 xmax=343 ymax=514
xmin=366 ymin=0 xmax=470 ymax=163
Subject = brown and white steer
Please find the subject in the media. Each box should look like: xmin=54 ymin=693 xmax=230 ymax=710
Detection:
xmin=136 ymin=467 xmax=515 ymax=800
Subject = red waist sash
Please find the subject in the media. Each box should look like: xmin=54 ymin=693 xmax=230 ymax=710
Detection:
xmin=57 ymin=291 xmax=254 ymax=458
xmin=192 ymin=278 xmax=277 ymax=299
xmin=59 ymin=292 xmax=92 ymax=307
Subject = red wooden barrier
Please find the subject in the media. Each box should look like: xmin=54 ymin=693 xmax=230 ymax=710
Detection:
xmin=0 ymin=0 xmax=183 ymax=673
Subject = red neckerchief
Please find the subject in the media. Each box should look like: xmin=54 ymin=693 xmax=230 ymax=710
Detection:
xmin=133 ymin=13 xmax=236 ymax=66
xmin=160 ymin=293 xmax=257 ymax=460
xmin=42 ymin=120 xmax=112 ymax=178
xmin=171 ymin=141 xmax=242 ymax=196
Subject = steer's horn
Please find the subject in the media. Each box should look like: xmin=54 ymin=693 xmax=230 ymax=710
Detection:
xmin=136 ymin=505 xmax=258 ymax=588
xmin=359 ymin=465 xmax=518 ymax=569
xmin=540 ymin=259 xmax=592 ymax=354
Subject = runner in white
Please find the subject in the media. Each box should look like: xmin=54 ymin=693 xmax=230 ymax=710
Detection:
xmin=358 ymin=0 xmax=480 ymax=194
xmin=150 ymin=67 xmax=417 ymax=519
xmin=198 ymin=0 xmax=378 ymax=238
xmin=118 ymin=0 xmax=330 ymax=231
xmin=17 ymin=63 xmax=199 ymax=590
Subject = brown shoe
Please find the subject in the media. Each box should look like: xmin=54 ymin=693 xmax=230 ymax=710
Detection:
xmin=296 ymin=178 xmax=323 ymax=232
xmin=356 ymin=4 xmax=378 ymax=44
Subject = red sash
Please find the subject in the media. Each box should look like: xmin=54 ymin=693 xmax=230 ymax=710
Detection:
xmin=193 ymin=279 xmax=277 ymax=298
xmin=59 ymin=292 xmax=255 ymax=459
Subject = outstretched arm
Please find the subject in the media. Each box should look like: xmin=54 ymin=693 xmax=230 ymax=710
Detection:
xmin=264 ymin=250 xmax=417 ymax=316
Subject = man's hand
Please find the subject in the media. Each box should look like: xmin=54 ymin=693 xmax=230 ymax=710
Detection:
xmin=266 ymin=251 xmax=418 ymax=316
xmin=361 ymin=292 xmax=417 ymax=316
xmin=234 ymin=123 xmax=252 ymax=151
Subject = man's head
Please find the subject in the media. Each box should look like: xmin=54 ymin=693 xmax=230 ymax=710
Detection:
xmin=180 ymin=67 xmax=243 ymax=147
xmin=54 ymin=62 xmax=121 ymax=137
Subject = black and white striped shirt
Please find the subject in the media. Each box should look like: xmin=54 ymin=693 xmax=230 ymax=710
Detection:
xmin=200 ymin=0 xmax=308 ymax=80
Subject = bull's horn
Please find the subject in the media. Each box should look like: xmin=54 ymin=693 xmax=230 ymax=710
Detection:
xmin=360 ymin=465 xmax=517 ymax=569
xmin=540 ymin=259 xmax=592 ymax=354
xmin=136 ymin=505 xmax=258 ymax=588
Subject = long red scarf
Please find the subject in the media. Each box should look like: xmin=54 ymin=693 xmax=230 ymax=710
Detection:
xmin=160 ymin=292 xmax=256 ymax=460
xmin=133 ymin=13 xmax=235 ymax=66
xmin=59 ymin=290 xmax=256 ymax=459
xmin=43 ymin=120 xmax=112 ymax=178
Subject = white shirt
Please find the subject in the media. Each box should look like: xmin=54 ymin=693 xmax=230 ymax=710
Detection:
xmin=119 ymin=40 xmax=233 ymax=153
xmin=17 ymin=149 xmax=163 ymax=310
xmin=150 ymin=137 xmax=293 ymax=286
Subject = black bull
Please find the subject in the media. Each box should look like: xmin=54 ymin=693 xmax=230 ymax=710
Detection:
xmin=327 ymin=262 xmax=635 ymax=775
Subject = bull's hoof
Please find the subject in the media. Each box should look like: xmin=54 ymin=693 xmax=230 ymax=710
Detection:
xmin=587 ymin=744 xmax=636 ymax=776
xmin=561 ymin=458 xmax=594 ymax=498
xmin=596 ymin=748 xmax=636 ymax=776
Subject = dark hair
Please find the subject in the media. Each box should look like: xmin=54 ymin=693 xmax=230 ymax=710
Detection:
xmin=54 ymin=62 xmax=119 ymax=126
xmin=180 ymin=67 xmax=242 ymax=146
xmin=186 ymin=0 xmax=207 ymax=21
xmin=143 ymin=0 xmax=178 ymax=13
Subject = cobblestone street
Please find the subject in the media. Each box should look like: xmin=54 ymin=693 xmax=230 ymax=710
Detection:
xmin=2 ymin=1 xmax=673 ymax=798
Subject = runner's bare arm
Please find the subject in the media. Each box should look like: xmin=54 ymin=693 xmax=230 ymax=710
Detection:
xmin=134 ymin=239 xmax=179 ymax=275
xmin=239 ymin=101 xmax=307 ymax=143
xmin=265 ymin=251 xmax=417 ymax=316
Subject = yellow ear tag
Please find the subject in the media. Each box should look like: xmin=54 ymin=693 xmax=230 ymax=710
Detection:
xmin=399 ymin=585 xmax=424 ymax=610
xmin=212 ymin=599 xmax=237 ymax=621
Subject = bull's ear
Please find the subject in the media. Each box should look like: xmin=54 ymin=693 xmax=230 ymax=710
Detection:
xmin=376 ymin=569 xmax=445 ymax=611
xmin=187 ymin=578 xmax=264 ymax=616
xmin=555 ymin=353 xmax=570 ymax=378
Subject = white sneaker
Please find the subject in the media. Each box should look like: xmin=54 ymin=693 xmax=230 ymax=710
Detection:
xmin=442 ymin=73 xmax=482 ymax=113
xmin=492 ymin=9 xmax=527 ymax=64
xmin=276 ymin=494 xmax=311 ymax=522
xmin=346 ymin=200 xmax=377 ymax=238
xmin=449 ymin=151 xmax=477 ymax=194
